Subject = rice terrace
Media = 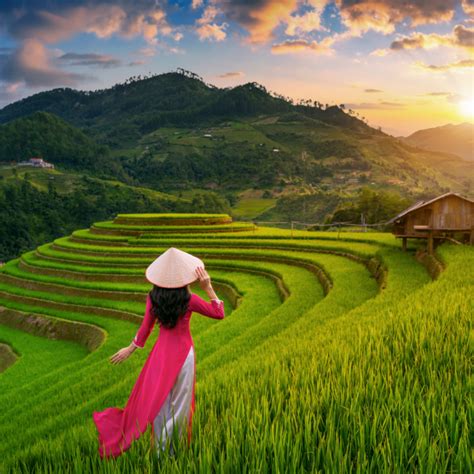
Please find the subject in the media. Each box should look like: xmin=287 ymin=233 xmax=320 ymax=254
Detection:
xmin=0 ymin=212 xmax=471 ymax=473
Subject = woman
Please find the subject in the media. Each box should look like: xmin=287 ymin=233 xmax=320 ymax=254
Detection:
xmin=92 ymin=247 xmax=225 ymax=458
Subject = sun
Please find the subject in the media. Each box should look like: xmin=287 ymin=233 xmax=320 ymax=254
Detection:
xmin=458 ymin=99 xmax=474 ymax=119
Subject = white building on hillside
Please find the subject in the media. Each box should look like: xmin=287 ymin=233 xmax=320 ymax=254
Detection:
xmin=18 ymin=157 xmax=55 ymax=169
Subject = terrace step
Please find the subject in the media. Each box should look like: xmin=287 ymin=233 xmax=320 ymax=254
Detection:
xmin=0 ymin=272 xmax=146 ymax=303
xmin=52 ymin=237 xmax=371 ymax=266
xmin=20 ymin=258 xmax=144 ymax=282
xmin=69 ymin=235 xmax=131 ymax=247
xmin=113 ymin=213 xmax=233 ymax=226
xmin=0 ymin=291 xmax=141 ymax=324
xmin=0 ymin=306 xmax=105 ymax=352
xmin=35 ymin=248 xmax=144 ymax=267
xmin=42 ymin=244 xmax=334 ymax=294
xmin=16 ymin=259 xmax=244 ymax=309
xmin=89 ymin=224 xmax=255 ymax=235
xmin=0 ymin=340 xmax=17 ymax=374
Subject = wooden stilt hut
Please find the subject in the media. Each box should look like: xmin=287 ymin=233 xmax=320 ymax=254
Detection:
xmin=389 ymin=192 xmax=474 ymax=253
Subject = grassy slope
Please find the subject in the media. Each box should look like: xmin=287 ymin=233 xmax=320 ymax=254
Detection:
xmin=0 ymin=166 xmax=183 ymax=201
xmin=0 ymin=218 xmax=471 ymax=472
xmin=134 ymin=117 xmax=473 ymax=195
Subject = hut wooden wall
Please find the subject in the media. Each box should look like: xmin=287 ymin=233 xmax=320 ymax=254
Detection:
xmin=397 ymin=195 xmax=473 ymax=236
xmin=429 ymin=195 xmax=472 ymax=230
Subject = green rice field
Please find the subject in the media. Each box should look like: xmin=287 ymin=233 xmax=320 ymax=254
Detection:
xmin=0 ymin=213 xmax=471 ymax=473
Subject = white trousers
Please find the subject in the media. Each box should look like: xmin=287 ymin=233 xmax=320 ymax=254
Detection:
xmin=153 ymin=346 xmax=194 ymax=456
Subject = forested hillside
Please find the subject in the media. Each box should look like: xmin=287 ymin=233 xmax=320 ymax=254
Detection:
xmin=0 ymin=71 xmax=370 ymax=147
xmin=0 ymin=170 xmax=230 ymax=261
xmin=0 ymin=112 xmax=125 ymax=178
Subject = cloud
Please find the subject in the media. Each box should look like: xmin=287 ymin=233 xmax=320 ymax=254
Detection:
xmin=0 ymin=1 xmax=174 ymax=45
xmin=128 ymin=60 xmax=146 ymax=66
xmin=192 ymin=0 xmax=204 ymax=9
xmin=285 ymin=8 xmax=327 ymax=36
xmin=389 ymin=25 xmax=473 ymax=51
xmin=420 ymin=91 xmax=467 ymax=106
xmin=452 ymin=24 xmax=474 ymax=48
xmin=423 ymin=91 xmax=451 ymax=96
xmin=462 ymin=0 xmax=474 ymax=17
xmin=345 ymin=101 xmax=406 ymax=109
xmin=390 ymin=33 xmax=432 ymax=50
xmin=445 ymin=93 xmax=467 ymax=104
xmin=206 ymin=0 xmax=330 ymax=45
xmin=0 ymin=81 xmax=23 ymax=107
xmin=217 ymin=71 xmax=244 ymax=78
xmin=148 ymin=40 xmax=185 ymax=54
xmin=370 ymin=48 xmax=389 ymax=56
xmin=137 ymin=47 xmax=157 ymax=57
xmin=5 ymin=82 xmax=21 ymax=94
xmin=195 ymin=6 xmax=228 ymax=41
xmin=0 ymin=1 xmax=181 ymax=89
xmin=0 ymin=38 xmax=90 ymax=87
xmin=271 ymin=37 xmax=335 ymax=54
xmin=364 ymin=88 xmax=383 ymax=93
xmin=196 ymin=22 xmax=227 ymax=41
xmin=370 ymin=24 xmax=474 ymax=56
xmin=214 ymin=0 xmax=299 ymax=44
xmin=197 ymin=5 xmax=219 ymax=25
xmin=335 ymin=0 xmax=457 ymax=36
xmin=415 ymin=58 xmax=474 ymax=71
xmin=57 ymin=52 xmax=122 ymax=68
xmin=379 ymin=101 xmax=405 ymax=106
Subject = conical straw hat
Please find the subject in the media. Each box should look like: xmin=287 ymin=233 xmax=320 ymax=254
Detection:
xmin=145 ymin=247 xmax=204 ymax=288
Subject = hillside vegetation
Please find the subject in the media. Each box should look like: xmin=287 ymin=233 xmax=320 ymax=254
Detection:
xmin=0 ymin=170 xmax=231 ymax=261
xmin=0 ymin=213 xmax=471 ymax=472
xmin=0 ymin=72 xmax=369 ymax=145
xmin=124 ymin=117 xmax=472 ymax=196
xmin=0 ymin=71 xmax=471 ymax=202
xmin=0 ymin=112 xmax=125 ymax=178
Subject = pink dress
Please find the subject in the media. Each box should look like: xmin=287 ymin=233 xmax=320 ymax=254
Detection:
xmin=92 ymin=292 xmax=225 ymax=458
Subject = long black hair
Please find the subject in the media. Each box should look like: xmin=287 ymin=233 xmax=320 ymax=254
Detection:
xmin=149 ymin=285 xmax=191 ymax=329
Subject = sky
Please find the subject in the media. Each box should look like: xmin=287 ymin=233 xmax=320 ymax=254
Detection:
xmin=0 ymin=0 xmax=473 ymax=136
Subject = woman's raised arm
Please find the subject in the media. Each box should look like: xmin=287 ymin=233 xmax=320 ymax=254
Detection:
xmin=191 ymin=266 xmax=225 ymax=319
xmin=189 ymin=292 xmax=225 ymax=319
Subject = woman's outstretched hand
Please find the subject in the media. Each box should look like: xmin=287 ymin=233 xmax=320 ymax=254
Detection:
xmin=195 ymin=266 xmax=212 ymax=291
xmin=110 ymin=345 xmax=134 ymax=365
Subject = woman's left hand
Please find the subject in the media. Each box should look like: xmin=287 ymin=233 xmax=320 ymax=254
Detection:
xmin=110 ymin=346 xmax=134 ymax=365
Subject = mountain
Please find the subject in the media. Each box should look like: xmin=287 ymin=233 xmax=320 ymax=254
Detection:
xmin=0 ymin=71 xmax=372 ymax=147
xmin=0 ymin=71 xmax=472 ymax=199
xmin=0 ymin=111 xmax=125 ymax=178
xmin=401 ymin=122 xmax=474 ymax=162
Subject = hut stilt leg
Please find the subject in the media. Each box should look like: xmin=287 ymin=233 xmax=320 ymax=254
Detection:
xmin=428 ymin=232 xmax=434 ymax=255
xmin=402 ymin=237 xmax=407 ymax=251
